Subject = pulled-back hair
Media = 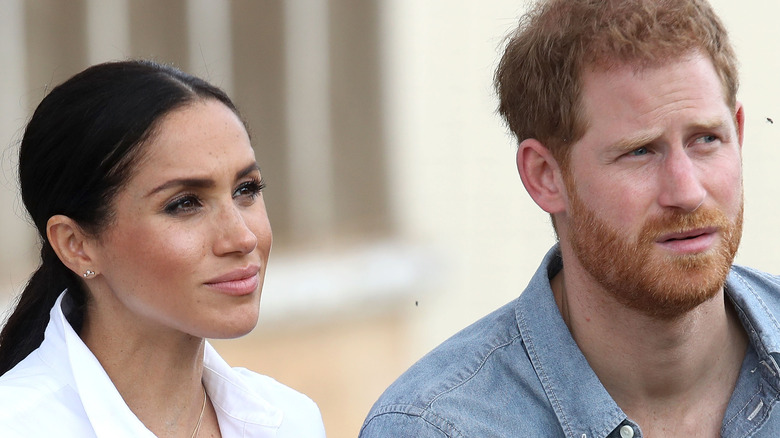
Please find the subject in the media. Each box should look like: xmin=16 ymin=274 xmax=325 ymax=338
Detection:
xmin=0 ymin=60 xmax=240 ymax=375
xmin=494 ymin=0 xmax=738 ymax=166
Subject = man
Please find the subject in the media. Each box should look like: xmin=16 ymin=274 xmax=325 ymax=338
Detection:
xmin=360 ymin=0 xmax=780 ymax=437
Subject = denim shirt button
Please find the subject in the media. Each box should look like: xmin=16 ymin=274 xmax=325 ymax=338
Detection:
xmin=619 ymin=425 xmax=635 ymax=438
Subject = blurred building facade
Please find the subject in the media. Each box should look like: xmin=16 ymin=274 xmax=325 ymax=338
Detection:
xmin=1 ymin=1 xmax=779 ymax=436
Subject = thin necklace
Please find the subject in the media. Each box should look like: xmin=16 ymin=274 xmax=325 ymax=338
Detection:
xmin=190 ymin=386 xmax=207 ymax=438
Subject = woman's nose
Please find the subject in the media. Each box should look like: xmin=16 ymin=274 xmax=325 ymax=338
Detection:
xmin=213 ymin=204 xmax=258 ymax=256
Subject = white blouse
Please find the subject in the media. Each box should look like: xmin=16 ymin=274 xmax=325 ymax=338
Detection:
xmin=0 ymin=292 xmax=327 ymax=437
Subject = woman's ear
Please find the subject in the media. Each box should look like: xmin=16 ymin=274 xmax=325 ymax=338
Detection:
xmin=516 ymin=139 xmax=566 ymax=214
xmin=46 ymin=215 xmax=97 ymax=278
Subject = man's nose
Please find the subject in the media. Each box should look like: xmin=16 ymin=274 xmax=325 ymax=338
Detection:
xmin=657 ymin=150 xmax=706 ymax=212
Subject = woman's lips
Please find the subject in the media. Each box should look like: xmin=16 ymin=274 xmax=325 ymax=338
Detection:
xmin=205 ymin=265 xmax=261 ymax=296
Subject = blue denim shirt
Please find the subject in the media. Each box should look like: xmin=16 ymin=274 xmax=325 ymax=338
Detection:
xmin=360 ymin=246 xmax=780 ymax=437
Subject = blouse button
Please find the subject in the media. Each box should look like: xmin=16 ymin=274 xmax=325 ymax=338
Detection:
xmin=620 ymin=425 xmax=635 ymax=438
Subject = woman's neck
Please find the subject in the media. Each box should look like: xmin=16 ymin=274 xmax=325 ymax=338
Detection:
xmin=80 ymin=305 xmax=209 ymax=437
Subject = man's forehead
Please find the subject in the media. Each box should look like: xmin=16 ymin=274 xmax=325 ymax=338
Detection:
xmin=578 ymin=56 xmax=731 ymax=121
xmin=559 ymin=61 xmax=741 ymax=171
xmin=579 ymin=52 xmax=703 ymax=86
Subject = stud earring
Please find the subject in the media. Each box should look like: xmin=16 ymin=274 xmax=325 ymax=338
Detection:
xmin=83 ymin=269 xmax=96 ymax=278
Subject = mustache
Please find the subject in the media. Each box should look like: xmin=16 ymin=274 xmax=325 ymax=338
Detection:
xmin=639 ymin=207 xmax=733 ymax=244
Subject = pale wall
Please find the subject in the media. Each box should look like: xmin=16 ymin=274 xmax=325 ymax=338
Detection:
xmin=379 ymin=0 xmax=780 ymax=360
xmin=0 ymin=1 xmax=778 ymax=437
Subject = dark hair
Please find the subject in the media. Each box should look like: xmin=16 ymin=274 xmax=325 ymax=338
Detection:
xmin=494 ymin=0 xmax=738 ymax=167
xmin=0 ymin=60 xmax=240 ymax=375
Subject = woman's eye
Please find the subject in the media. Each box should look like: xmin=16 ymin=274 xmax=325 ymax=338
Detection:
xmin=164 ymin=195 xmax=202 ymax=215
xmin=233 ymin=179 xmax=265 ymax=200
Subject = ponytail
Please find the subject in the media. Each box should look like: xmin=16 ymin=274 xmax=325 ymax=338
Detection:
xmin=0 ymin=243 xmax=86 ymax=375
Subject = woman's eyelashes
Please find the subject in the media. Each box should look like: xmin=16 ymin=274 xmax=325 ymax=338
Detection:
xmin=233 ymin=178 xmax=266 ymax=201
xmin=163 ymin=193 xmax=202 ymax=215
xmin=163 ymin=178 xmax=266 ymax=216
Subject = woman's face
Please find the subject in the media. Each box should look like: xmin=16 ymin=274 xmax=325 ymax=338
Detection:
xmin=86 ymin=99 xmax=272 ymax=339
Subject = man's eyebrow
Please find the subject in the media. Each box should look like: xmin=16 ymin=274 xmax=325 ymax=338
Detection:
xmin=608 ymin=118 xmax=732 ymax=152
xmin=608 ymin=131 xmax=660 ymax=153
xmin=146 ymin=162 xmax=260 ymax=198
xmin=693 ymin=118 xmax=735 ymax=140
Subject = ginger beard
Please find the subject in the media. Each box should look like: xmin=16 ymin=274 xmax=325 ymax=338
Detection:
xmin=563 ymin=175 xmax=744 ymax=319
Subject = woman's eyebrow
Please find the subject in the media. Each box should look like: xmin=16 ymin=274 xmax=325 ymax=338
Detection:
xmin=146 ymin=162 xmax=260 ymax=198
xmin=236 ymin=162 xmax=261 ymax=180
xmin=145 ymin=177 xmax=215 ymax=198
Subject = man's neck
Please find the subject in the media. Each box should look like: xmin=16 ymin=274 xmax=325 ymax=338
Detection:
xmin=551 ymin=266 xmax=749 ymax=436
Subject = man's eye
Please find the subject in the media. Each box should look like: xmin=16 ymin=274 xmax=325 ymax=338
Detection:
xmin=697 ymin=135 xmax=718 ymax=144
xmin=629 ymin=146 xmax=649 ymax=156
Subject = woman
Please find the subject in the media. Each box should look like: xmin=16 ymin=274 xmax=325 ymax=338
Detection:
xmin=0 ymin=60 xmax=326 ymax=437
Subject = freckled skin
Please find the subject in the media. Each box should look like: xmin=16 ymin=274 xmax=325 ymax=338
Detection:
xmin=565 ymin=54 xmax=743 ymax=235
xmin=84 ymin=100 xmax=272 ymax=341
xmin=557 ymin=53 xmax=744 ymax=317
xmin=545 ymin=54 xmax=748 ymax=437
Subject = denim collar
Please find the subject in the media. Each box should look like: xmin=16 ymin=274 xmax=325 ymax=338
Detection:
xmin=727 ymin=266 xmax=780 ymax=373
xmin=515 ymin=246 xmax=628 ymax=438
xmin=516 ymin=246 xmax=780 ymax=438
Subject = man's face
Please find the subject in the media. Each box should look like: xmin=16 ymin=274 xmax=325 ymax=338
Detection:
xmin=558 ymin=53 xmax=744 ymax=319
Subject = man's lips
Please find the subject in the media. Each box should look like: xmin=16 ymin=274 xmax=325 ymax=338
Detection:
xmin=655 ymin=227 xmax=718 ymax=253
xmin=656 ymin=227 xmax=718 ymax=243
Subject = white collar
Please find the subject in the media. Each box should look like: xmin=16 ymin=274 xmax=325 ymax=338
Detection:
xmin=37 ymin=291 xmax=284 ymax=437
xmin=203 ymin=342 xmax=284 ymax=435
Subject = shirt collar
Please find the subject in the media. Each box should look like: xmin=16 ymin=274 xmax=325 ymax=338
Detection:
xmin=42 ymin=291 xmax=286 ymax=437
xmin=725 ymin=267 xmax=780 ymax=380
xmin=517 ymin=246 xmax=780 ymax=438
xmin=202 ymin=342 xmax=283 ymax=437
xmin=514 ymin=245 xmax=627 ymax=438
xmin=40 ymin=291 xmax=155 ymax=437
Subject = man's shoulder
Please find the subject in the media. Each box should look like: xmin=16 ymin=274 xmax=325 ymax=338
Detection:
xmin=729 ymin=265 xmax=780 ymax=307
xmin=730 ymin=265 xmax=780 ymax=288
xmin=728 ymin=265 xmax=780 ymax=334
xmin=360 ymin=297 xmax=562 ymax=437
xmin=369 ymin=299 xmax=523 ymax=407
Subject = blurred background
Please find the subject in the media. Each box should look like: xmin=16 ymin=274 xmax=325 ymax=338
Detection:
xmin=0 ymin=0 xmax=778 ymax=436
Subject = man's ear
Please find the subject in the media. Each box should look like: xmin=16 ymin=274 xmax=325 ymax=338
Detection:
xmin=735 ymin=102 xmax=745 ymax=149
xmin=46 ymin=215 xmax=97 ymax=278
xmin=516 ymin=138 xmax=566 ymax=214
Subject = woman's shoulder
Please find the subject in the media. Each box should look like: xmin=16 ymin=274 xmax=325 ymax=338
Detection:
xmin=204 ymin=343 xmax=323 ymax=420
xmin=204 ymin=362 xmax=325 ymax=436
xmin=0 ymin=349 xmax=66 ymax=398
xmin=228 ymin=367 xmax=322 ymax=416
xmin=235 ymin=368 xmax=326 ymax=436
xmin=0 ymin=351 xmax=93 ymax=436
